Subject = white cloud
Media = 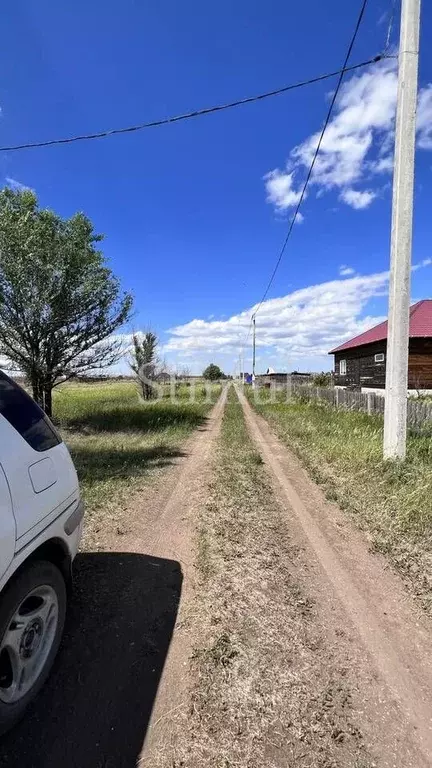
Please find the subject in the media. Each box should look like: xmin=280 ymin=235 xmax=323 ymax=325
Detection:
xmin=372 ymin=155 xmax=394 ymax=173
xmin=165 ymin=260 xmax=431 ymax=372
xmin=417 ymin=85 xmax=432 ymax=149
xmin=5 ymin=177 xmax=32 ymax=192
xmin=166 ymin=271 xmax=390 ymax=363
xmin=265 ymin=59 xmax=432 ymax=212
xmin=412 ymin=257 xmax=432 ymax=272
xmin=339 ymin=265 xmax=355 ymax=276
xmin=264 ymin=169 xmax=302 ymax=211
xmin=340 ymin=188 xmax=377 ymax=209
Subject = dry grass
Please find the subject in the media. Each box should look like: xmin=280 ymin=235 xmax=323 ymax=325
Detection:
xmin=165 ymin=388 xmax=373 ymax=768
xmin=53 ymin=380 xmax=220 ymax=548
xmin=250 ymin=390 xmax=432 ymax=612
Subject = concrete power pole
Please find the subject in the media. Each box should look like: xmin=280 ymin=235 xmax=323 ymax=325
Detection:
xmin=252 ymin=315 xmax=256 ymax=378
xmin=239 ymin=351 xmax=245 ymax=385
xmin=383 ymin=0 xmax=421 ymax=460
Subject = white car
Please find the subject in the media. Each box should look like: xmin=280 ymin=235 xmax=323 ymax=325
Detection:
xmin=0 ymin=370 xmax=83 ymax=734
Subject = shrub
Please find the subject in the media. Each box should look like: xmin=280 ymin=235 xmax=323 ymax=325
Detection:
xmin=312 ymin=372 xmax=332 ymax=387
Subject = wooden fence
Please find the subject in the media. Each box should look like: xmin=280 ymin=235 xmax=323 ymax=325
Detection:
xmin=290 ymin=383 xmax=432 ymax=431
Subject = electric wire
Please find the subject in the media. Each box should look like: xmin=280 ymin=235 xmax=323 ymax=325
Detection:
xmin=0 ymin=55 xmax=390 ymax=153
xmin=241 ymin=0 xmax=372 ymax=357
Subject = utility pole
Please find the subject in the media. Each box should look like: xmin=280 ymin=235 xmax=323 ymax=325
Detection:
xmin=239 ymin=351 xmax=245 ymax=385
xmin=252 ymin=315 xmax=256 ymax=378
xmin=383 ymin=0 xmax=421 ymax=460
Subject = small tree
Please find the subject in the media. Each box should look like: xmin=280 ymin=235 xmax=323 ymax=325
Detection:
xmin=203 ymin=363 xmax=224 ymax=381
xmin=0 ymin=188 xmax=133 ymax=415
xmin=312 ymin=372 xmax=332 ymax=387
xmin=130 ymin=332 xmax=159 ymax=400
xmin=177 ymin=365 xmax=191 ymax=380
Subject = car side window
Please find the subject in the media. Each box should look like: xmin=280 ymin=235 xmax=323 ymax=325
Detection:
xmin=0 ymin=372 xmax=61 ymax=452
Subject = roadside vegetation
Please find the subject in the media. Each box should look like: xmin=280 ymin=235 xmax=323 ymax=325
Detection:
xmin=250 ymin=389 xmax=432 ymax=611
xmin=167 ymin=388 xmax=372 ymax=768
xmin=53 ymin=380 xmax=220 ymax=548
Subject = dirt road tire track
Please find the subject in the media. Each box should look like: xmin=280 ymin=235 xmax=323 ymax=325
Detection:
xmin=237 ymin=385 xmax=432 ymax=767
xmin=136 ymin=385 xmax=228 ymax=765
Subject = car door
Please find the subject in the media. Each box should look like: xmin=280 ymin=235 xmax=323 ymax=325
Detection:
xmin=0 ymin=462 xmax=16 ymax=579
xmin=0 ymin=372 xmax=79 ymax=540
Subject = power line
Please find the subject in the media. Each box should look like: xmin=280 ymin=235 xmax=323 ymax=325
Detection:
xmin=242 ymin=0 xmax=372 ymax=353
xmin=0 ymin=55 xmax=388 ymax=153
xmin=253 ymin=0 xmax=370 ymax=314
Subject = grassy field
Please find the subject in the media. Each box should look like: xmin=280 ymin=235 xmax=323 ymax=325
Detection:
xmin=249 ymin=389 xmax=432 ymax=611
xmin=165 ymin=388 xmax=370 ymax=768
xmin=53 ymin=380 xmax=221 ymax=548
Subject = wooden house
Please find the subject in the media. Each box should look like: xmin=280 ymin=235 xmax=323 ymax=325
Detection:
xmin=329 ymin=300 xmax=432 ymax=391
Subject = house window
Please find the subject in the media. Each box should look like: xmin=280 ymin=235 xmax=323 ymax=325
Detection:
xmin=339 ymin=359 xmax=347 ymax=376
xmin=374 ymin=353 xmax=385 ymax=363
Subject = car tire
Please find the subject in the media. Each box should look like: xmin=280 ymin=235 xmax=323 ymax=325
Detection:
xmin=0 ymin=560 xmax=67 ymax=735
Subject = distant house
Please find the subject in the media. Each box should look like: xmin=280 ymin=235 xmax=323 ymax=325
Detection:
xmin=329 ymin=299 xmax=432 ymax=392
xmin=255 ymin=371 xmax=312 ymax=387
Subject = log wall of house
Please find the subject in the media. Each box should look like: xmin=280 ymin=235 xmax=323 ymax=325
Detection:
xmin=333 ymin=337 xmax=432 ymax=390
xmin=334 ymin=341 xmax=386 ymax=388
xmin=408 ymin=338 xmax=432 ymax=388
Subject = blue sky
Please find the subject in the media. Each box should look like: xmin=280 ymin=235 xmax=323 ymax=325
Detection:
xmin=1 ymin=0 xmax=432 ymax=374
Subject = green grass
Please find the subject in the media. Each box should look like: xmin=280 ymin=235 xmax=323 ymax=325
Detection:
xmin=249 ymin=389 xmax=432 ymax=610
xmin=53 ymin=380 xmax=221 ymax=546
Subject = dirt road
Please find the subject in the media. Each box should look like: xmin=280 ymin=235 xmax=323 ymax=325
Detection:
xmin=0 ymin=388 xmax=227 ymax=768
xmin=3 ymin=382 xmax=432 ymax=767
xmin=237 ymin=386 xmax=432 ymax=767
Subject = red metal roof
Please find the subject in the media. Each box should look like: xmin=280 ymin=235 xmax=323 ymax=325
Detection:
xmin=329 ymin=300 xmax=432 ymax=354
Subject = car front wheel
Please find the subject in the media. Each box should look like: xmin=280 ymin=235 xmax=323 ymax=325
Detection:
xmin=0 ymin=559 xmax=67 ymax=735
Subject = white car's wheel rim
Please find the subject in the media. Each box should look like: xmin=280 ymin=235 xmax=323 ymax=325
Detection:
xmin=0 ymin=585 xmax=59 ymax=704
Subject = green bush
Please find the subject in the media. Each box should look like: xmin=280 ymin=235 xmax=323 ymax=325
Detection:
xmin=312 ymin=372 xmax=332 ymax=387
